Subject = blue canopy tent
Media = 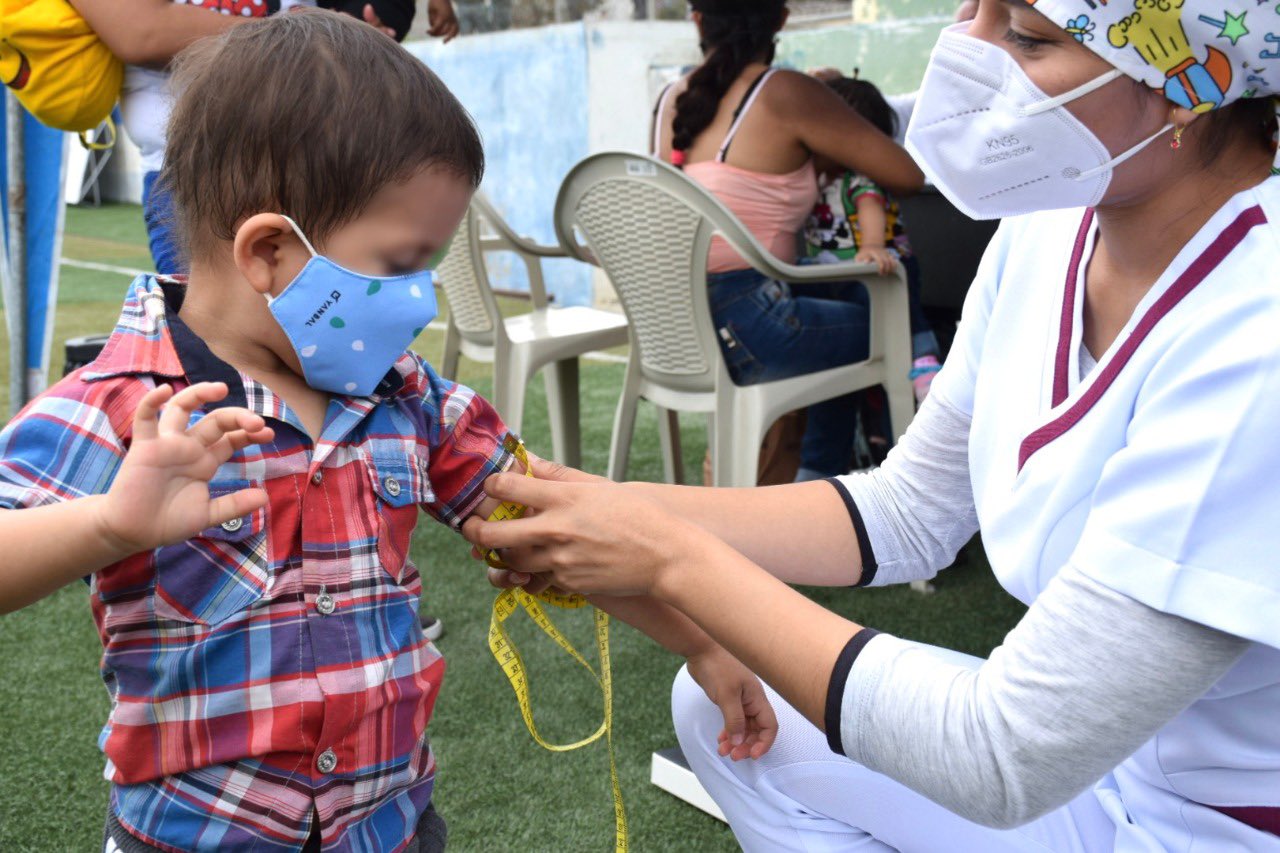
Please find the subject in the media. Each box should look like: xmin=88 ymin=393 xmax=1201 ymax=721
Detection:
xmin=1 ymin=94 xmax=67 ymax=416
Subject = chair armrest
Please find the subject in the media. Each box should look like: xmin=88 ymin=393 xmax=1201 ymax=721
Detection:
xmin=767 ymin=258 xmax=887 ymax=284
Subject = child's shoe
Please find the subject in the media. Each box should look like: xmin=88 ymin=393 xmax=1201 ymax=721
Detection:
xmin=910 ymin=355 xmax=942 ymax=405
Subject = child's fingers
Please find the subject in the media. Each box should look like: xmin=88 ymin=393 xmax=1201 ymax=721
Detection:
xmin=206 ymin=487 xmax=268 ymax=530
xmin=132 ymin=384 xmax=175 ymax=442
xmin=187 ymin=407 xmax=265 ymax=448
xmin=210 ymin=426 xmax=277 ymax=465
xmin=160 ymin=382 xmax=228 ymax=435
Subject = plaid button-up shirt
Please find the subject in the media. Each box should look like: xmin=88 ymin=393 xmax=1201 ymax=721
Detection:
xmin=0 ymin=276 xmax=513 ymax=852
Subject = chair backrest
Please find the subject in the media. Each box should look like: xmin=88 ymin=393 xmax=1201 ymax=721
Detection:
xmin=554 ymin=153 xmax=786 ymax=395
xmin=435 ymin=203 xmax=500 ymax=341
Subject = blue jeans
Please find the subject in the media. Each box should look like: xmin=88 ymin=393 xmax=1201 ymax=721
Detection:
xmin=142 ymin=171 xmax=184 ymax=275
xmin=707 ymin=268 xmax=871 ymax=478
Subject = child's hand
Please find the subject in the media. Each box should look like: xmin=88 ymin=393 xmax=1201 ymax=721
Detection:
xmin=94 ymin=382 xmax=274 ymax=555
xmin=686 ymin=645 xmax=777 ymax=761
xmin=854 ymin=246 xmax=896 ymax=275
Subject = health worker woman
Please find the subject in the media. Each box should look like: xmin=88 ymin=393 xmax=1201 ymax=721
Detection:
xmin=463 ymin=0 xmax=1280 ymax=848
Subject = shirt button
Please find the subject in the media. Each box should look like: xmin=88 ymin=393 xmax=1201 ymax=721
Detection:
xmin=316 ymin=592 xmax=336 ymax=616
xmin=220 ymin=517 xmax=243 ymax=533
xmin=311 ymin=470 xmax=323 ymax=486
xmin=316 ymin=748 xmax=337 ymax=774
xmin=384 ymin=476 xmax=402 ymax=497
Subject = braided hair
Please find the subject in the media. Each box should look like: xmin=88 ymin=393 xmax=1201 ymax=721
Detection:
xmin=671 ymin=1 xmax=788 ymax=163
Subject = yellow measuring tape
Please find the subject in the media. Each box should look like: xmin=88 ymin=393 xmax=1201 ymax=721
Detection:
xmin=484 ymin=436 xmax=628 ymax=852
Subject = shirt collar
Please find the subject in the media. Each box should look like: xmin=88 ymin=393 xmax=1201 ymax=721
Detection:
xmin=83 ymin=274 xmax=407 ymax=404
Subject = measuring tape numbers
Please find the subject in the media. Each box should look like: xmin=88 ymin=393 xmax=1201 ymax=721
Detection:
xmin=484 ymin=436 xmax=628 ymax=852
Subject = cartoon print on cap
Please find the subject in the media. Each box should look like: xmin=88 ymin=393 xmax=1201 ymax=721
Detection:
xmin=1108 ymin=0 xmax=1232 ymax=113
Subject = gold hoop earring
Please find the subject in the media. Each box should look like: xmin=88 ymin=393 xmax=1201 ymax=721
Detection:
xmin=1171 ymin=125 xmax=1184 ymax=150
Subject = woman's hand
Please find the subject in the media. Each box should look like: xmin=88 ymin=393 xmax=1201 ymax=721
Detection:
xmin=687 ymin=646 xmax=778 ymax=761
xmin=462 ymin=471 xmax=717 ymax=598
xmin=478 ymin=450 xmax=610 ymax=592
xmin=94 ymin=382 xmax=273 ymax=554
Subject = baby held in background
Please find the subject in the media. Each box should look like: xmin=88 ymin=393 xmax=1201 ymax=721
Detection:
xmin=804 ymin=74 xmax=942 ymax=404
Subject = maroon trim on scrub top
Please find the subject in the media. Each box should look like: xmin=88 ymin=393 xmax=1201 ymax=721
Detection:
xmin=1018 ymin=204 xmax=1267 ymax=473
xmin=1053 ymin=210 xmax=1096 ymax=408
xmin=1208 ymin=804 xmax=1280 ymax=837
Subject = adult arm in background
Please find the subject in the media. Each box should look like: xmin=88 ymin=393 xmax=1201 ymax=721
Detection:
xmin=765 ymin=71 xmax=925 ymax=197
xmin=69 ymin=0 xmax=248 ymax=68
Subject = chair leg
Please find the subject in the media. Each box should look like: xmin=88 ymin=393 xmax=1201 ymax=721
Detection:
xmin=886 ymin=379 xmax=915 ymax=446
xmin=607 ymin=361 xmax=641 ymax=482
xmin=711 ymin=408 xmax=760 ymax=488
xmin=657 ymin=408 xmax=684 ymax=485
xmin=492 ymin=356 xmax=528 ymax=438
xmin=440 ymin=321 xmax=461 ymax=380
xmin=543 ymin=358 xmax=582 ymax=468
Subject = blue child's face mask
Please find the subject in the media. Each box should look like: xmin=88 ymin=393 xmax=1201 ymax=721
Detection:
xmin=267 ymin=216 xmax=440 ymax=396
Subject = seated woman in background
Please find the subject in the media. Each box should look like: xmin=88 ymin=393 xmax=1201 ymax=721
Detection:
xmin=651 ymin=0 xmax=923 ymax=482
xmin=804 ymin=74 xmax=942 ymax=407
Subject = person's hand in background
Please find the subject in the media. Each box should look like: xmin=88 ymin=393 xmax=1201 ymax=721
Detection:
xmin=360 ymin=3 xmax=397 ymax=38
xmin=427 ymin=0 xmax=460 ymax=42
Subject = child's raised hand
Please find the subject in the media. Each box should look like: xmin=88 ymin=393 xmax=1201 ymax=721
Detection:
xmin=686 ymin=645 xmax=778 ymax=761
xmin=854 ymin=246 xmax=896 ymax=276
xmin=95 ymin=382 xmax=274 ymax=555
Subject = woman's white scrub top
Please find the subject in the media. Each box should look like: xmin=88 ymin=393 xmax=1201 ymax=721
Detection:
xmin=930 ymin=178 xmax=1280 ymax=850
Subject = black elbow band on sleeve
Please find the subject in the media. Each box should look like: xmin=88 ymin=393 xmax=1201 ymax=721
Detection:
xmin=825 ymin=628 xmax=881 ymax=755
xmin=825 ymin=478 xmax=878 ymax=586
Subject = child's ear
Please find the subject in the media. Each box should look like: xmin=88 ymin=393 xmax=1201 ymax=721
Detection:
xmin=232 ymin=214 xmax=312 ymax=298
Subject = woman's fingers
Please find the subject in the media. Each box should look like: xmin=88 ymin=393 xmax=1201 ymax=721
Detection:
xmin=461 ymin=512 xmax=558 ymax=553
xmin=131 ymin=384 xmax=175 ymax=442
xmin=159 ymin=382 xmax=228 ymax=435
xmin=527 ymin=452 xmax=604 ymax=485
xmin=483 ymin=470 xmax=566 ymax=509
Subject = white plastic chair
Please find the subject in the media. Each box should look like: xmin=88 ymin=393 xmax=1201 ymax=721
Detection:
xmin=553 ymin=153 xmax=914 ymax=488
xmin=435 ymin=194 xmax=630 ymax=468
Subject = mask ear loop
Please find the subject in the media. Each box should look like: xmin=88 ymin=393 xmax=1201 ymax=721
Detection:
xmin=1073 ymin=121 xmax=1174 ymax=182
xmin=278 ymin=215 xmax=320 ymax=258
xmin=1019 ymin=68 xmax=1124 ymax=117
xmin=266 ymin=215 xmax=320 ymax=305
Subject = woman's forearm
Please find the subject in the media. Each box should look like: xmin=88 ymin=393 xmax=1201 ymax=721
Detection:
xmin=653 ymin=539 xmax=864 ymax=726
xmin=586 ymin=593 xmax=721 ymax=658
xmin=625 ymin=480 xmax=865 ymax=586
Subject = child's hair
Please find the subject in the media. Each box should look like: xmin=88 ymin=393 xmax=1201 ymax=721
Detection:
xmin=826 ymin=74 xmax=897 ymax=140
xmin=160 ymin=9 xmax=484 ymax=263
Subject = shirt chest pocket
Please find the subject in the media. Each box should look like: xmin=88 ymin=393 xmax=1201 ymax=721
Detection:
xmin=366 ymin=454 xmax=429 ymax=584
xmin=153 ymin=482 xmax=270 ymax=625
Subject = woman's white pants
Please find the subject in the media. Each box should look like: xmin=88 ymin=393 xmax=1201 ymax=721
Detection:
xmin=671 ymin=660 xmax=1118 ymax=852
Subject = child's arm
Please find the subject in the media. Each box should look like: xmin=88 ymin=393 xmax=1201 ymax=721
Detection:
xmin=0 ymin=382 xmax=272 ymax=614
xmin=853 ymin=192 xmax=896 ymax=275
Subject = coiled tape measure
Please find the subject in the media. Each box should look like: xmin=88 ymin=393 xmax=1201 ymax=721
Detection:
xmin=484 ymin=436 xmax=628 ymax=851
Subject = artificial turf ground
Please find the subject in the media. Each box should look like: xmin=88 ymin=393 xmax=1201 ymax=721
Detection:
xmin=0 ymin=203 xmax=1025 ymax=851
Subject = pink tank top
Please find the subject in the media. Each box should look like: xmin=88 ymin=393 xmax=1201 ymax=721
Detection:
xmin=656 ymin=69 xmax=818 ymax=274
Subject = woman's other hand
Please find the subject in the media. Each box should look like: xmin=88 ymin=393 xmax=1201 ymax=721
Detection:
xmin=687 ymin=646 xmax=778 ymax=761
